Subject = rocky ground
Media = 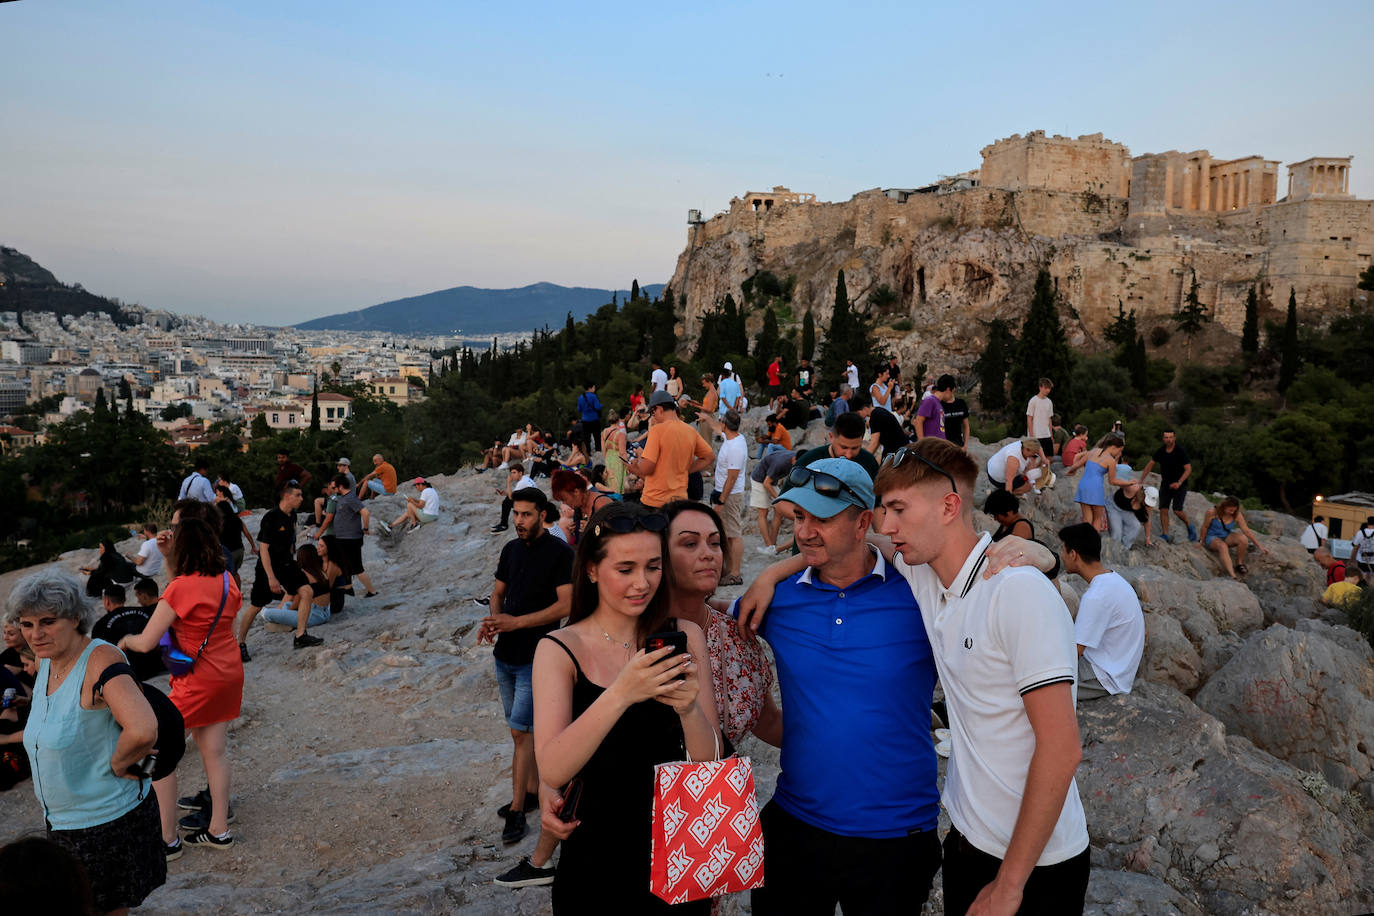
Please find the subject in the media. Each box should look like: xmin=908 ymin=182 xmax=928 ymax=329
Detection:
xmin=2 ymin=414 xmax=1372 ymax=914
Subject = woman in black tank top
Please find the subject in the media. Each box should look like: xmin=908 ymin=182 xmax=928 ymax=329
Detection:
xmin=533 ymin=503 xmax=720 ymax=914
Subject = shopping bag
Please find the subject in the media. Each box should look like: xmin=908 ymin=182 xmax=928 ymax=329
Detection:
xmin=650 ymin=755 xmax=765 ymax=903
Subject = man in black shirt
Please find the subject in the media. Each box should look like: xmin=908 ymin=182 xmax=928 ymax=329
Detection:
xmin=944 ymin=393 xmax=971 ymax=448
xmin=92 ymin=584 xmax=166 ymax=681
xmin=216 ymin=485 xmax=256 ymax=581
xmin=478 ymin=487 xmax=572 ymax=872
xmin=236 ymin=482 xmax=314 ymax=659
xmin=854 ymin=393 xmax=909 ymax=458
xmin=1139 ymin=429 xmax=1196 ymax=543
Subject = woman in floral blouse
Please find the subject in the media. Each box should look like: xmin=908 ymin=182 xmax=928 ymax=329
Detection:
xmin=661 ymin=501 xmax=780 ymax=745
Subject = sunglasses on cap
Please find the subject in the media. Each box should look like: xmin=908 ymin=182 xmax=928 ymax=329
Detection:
xmin=881 ymin=447 xmax=958 ymax=495
xmin=592 ymin=512 xmax=669 ymax=537
xmin=786 ymin=465 xmax=867 ymax=505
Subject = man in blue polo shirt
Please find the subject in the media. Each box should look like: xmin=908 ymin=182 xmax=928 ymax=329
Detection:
xmin=748 ymin=457 xmax=941 ymax=914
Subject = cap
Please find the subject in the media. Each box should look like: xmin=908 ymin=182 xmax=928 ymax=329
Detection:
xmin=723 ymin=361 xmax=733 ymax=371
xmin=648 ymin=389 xmax=677 ymax=410
xmin=1143 ymin=485 xmax=1159 ymax=508
xmin=774 ymin=457 xmax=875 ymax=519
xmin=412 ymin=477 xmax=427 ymax=486
xmin=336 ymin=457 xmax=350 ymax=466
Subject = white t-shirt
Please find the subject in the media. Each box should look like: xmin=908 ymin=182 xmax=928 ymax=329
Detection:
xmin=651 ymin=368 xmax=669 ymax=393
xmin=508 ymin=431 xmax=527 ymax=448
xmin=227 ymin=482 xmax=244 ymax=503
xmin=136 ymin=538 xmax=164 ymax=577
xmin=845 ymin=364 xmax=860 ymax=390
xmin=1299 ymin=521 xmax=1328 ymax=551
xmin=1026 ymin=395 xmax=1054 ymax=438
xmin=893 ymin=534 xmax=1088 ymax=866
xmin=1354 ymin=526 xmax=1374 ymax=563
xmin=1074 ymin=571 xmax=1144 ymax=695
xmin=986 ymin=441 xmax=1026 ymax=484
xmin=514 ymin=474 xmax=536 ymax=493
xmin=419 ymin=486 xmax=440 ymax=515
xmin=714 ymin=434 xmax=748 ymax=495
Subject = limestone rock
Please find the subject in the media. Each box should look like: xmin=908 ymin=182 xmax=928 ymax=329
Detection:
xmin=1138 ymin=611 xmax=1202 ymax=694
xmin=1078 ymin=681 xmax=1374 ymax=914
xmin=1195 ymin=624 xmax=1374 ymax=802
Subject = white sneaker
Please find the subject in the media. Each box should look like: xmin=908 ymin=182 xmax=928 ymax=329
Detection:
xmin=934 ymin=728 xmax=952 ymax=758
xmin=498 ymin=462 xmax=508 ymax=469
xmin=378 ymin=520 xmax=392 ymax=533
xmin=756 ymin=545 xmax=778 ymax=556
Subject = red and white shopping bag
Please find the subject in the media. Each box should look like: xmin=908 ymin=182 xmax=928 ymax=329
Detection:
xmin=650 ymin=756 xmax=765 ymax=904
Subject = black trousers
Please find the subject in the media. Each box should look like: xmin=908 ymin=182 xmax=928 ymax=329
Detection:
xmin=582 ymin=419 xmax=601 ymax=456
xmin=942 ymin=827 xmax=1089 ymax=916
xmin=499 ymin=497 xmax=514 ymax=526
xmin=751 ymin=800 xmax=940 ymax=916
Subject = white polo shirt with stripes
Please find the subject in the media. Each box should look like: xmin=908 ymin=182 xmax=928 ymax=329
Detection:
xmin=892 ymin=531 xmax=1089 ymax=865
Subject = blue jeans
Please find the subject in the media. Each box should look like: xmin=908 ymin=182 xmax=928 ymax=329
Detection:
xmin=495 ymin=659 xmax=534 ymax=732
xmin=367 ymin=479 xmax=387 ymax=496
xmin=262 ymin=601 xmax=331 ymax=628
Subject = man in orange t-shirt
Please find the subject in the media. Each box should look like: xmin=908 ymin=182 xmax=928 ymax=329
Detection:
xmin=358 ymin=453 xmax=399 ymax=499
xmin=629 ymin=391 xmax=715 ymax=508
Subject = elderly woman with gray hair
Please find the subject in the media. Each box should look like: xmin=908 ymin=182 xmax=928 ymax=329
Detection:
xmin=8 ymin=567 xmax=165 ymax=916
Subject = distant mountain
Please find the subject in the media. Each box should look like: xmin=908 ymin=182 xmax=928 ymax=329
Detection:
xmin=0 ymin=246 xmax=132 ymax=326
xmin=294 ymin=282 xmax=666 ymax=335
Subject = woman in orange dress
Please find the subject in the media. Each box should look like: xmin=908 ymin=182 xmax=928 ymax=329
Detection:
xmin=120 ymin=516 xmax=243 ymax=852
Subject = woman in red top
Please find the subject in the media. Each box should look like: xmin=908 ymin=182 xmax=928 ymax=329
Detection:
xmin=121 ymin=516 xmax=243 ymax=851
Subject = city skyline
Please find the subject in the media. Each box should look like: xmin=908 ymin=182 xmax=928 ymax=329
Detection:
xmin=3 ymin=0 xmax=1371 ymax=325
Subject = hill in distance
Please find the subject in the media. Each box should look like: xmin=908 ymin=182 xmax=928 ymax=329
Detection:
xmin=0 ymin=246 xmax=133 ymax=326
xmin=294 ymin=282 xmax=666 ymax=336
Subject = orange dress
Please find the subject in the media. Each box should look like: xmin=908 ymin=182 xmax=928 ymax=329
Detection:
xmin=163 ymin=573 xmax=244 ymax=728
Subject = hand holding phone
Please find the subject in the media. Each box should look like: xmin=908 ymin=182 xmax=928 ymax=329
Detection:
xmin=558 ymin=778 xmax=583 ymax=823
xmin=646 ymin=630 xmax=689 ymax=681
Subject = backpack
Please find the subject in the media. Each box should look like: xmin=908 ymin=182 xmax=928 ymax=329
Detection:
xmin=1358 ymin=527 xmax=1374 ymax=563
xmin=94 ymin=662 xmax=185 ymax=781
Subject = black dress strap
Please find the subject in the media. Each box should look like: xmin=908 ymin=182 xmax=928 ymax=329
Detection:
xmin=541 ymin=634 xmax=584 ymax=678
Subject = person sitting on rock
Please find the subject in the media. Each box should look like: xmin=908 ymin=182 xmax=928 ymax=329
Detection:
xmin=1059 ymin=523 xmax=1144 ymax=701
xmin=984 ymin=488 xmax=1035 ymax=542
xmin=261 ymin=543 xmax=343 ymax=636
xmin=388 ymin=478 xmax=440 ymax=532
xmin=1198 ymin=496 xmax=1268 ymax=579
xmin=1314 ymin=546 xmax=1346 ymax=588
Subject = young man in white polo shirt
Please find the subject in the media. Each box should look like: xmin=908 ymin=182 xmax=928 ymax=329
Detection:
xmin=1059 ymin=523 xmax=1144 ymax=701
xmin=875 ymin=438 xmax=1089 ymax=915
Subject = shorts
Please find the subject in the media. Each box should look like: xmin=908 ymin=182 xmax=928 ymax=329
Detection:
xmin=750 ymin=480 xmax=773 ymax=510
xmin=1038 ymin=437 xmax=1054 ymax=460
xmin=495 ymin=659 xmax=534 ymax=732
xmin=327 ymin=536 xmax=365 ymax=575
xmin=418 ymin=512 xmax=439 ymax=525
xmin=367 ymin=479 xmax=387 ymax=496
xmin=250 ymin=562 xmax=308 ymax=608
xmin=1160 ymin=485 xmax=1188 ymax=511
xmin=986 ymin=471 xmax=1028 ymax=491
xmin=228 ymin=548 xmax=244 ymax=572
xmin=720 ymin=490 xmax=744 ymax=540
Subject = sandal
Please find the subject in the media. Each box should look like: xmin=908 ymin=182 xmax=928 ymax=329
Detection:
xmin=718 ymin=575 xmax=744 ymax=587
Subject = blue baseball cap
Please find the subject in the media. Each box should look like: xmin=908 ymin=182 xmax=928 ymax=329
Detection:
xmin=774 ymin=457 xmax=875 ymax=519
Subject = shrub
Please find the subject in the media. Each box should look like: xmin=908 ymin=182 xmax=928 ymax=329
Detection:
xmin=1149 ymin=325 xmax=1171 ymax=347
xmin=890 ymin=319 xmax=914 ymax=332
xmin=1144 ymin=357 xmax=1176 ymax=393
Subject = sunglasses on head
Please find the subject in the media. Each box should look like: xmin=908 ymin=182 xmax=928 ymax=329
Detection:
xmin=593 ymin=512 xmax=669 ymax=537
xmin=786 ymin=465 xmax=866 ymax=505
xmin=881 ymin=447 xmax=958 ymax=495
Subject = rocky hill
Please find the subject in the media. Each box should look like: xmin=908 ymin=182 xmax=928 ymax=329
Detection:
xmin=0 ymin=246 xmax=133 ymax=325
xmin=294 ymin=282 xmax=665 ymax=336
xmin=1 ymin=417 xmax=1371 ymax=913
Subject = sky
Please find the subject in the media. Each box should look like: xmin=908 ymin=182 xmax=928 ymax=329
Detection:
xmin=3 ymin=0 xmax=1371 ymax=326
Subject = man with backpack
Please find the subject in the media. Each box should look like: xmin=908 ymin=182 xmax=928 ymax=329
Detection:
xmin=1353 ymin=516 xmax=1374 ymax=576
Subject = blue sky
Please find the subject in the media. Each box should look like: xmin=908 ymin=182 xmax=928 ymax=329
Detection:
xmin=3 ymin=0 xmax=1370 ymax=325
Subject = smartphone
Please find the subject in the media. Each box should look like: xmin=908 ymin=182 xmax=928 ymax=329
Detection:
xmin=559 ymin=777 xmax=584 ymax=823
xmin=646 ymin=630 xmax=689 ymax=680
xmin=129 ymin=752 xmax=158 ymax=779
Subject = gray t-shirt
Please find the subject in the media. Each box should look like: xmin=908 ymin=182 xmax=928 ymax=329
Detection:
xmin=332 ymin=491 xmax=366 ymax=539
xmin=751 ymin=448 xmax=795 ymax=484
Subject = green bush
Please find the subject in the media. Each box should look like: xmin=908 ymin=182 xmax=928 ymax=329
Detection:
xmin=890 ymin=319 xmax=914 ymax=332
xmin=1341 ymin=587 xmax=1374 ymax=650
xmin=1069 ymin=355 xmax=1134 ymax=415
xmin=1144 ymin=357 xmax=1176 ymax=393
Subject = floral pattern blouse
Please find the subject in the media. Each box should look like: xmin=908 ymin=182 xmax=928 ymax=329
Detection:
xmin=703 ymin=605 xmax=773 ymax=743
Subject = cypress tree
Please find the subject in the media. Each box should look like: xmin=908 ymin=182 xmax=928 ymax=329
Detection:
xmin=1132 ymin=334 xmax=1148 ymax=393
xmin=1009 ymin=268 xmax=1074 ymax=413
xmin=1241 ymin=286 xmax=1259 ymax=356
xmin=309 ymin=381 xmax=321 ymax=433
xmin=1278 ymin=287 xmax=1300 ymax=393
xmin=801 ymin=309 xmax=815 ymax=363
xmin=975 ymin=318 xmax=1013 ymax=412
xmin=94 ymin=388 xmax=108 ymax=415
xmin=631 ymin=279 xmax=640 ymax=301
xmin=1171 ymin=271 xmax=1211 ymax=360
xmin=754 ymin=308 xmax=781 ymax=386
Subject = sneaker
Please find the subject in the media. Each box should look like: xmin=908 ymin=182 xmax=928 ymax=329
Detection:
xmin=496 ymin=798 xmax=531 ymax=819
xmin=718 ymin=574 xmax=744 ymax=587
xmin=177 ymin=788 xmax=211 ymax=811
xmin=183 ymin=828 xmax=234 ymax=850
xmin=756 ymin=545 xmax=778 ymax=556
xmin=498 ymin=461 xmax=508 ymax=469
xmin=294 ymin=632 xmax=324 ymax=650
xmin=165 ymin=838 xmax=183 ymax=862
xmin=1159 ymin=534 xmax=1173 ymax=544
xmin=239 ymin=642 xmax=251 ymax=663
xmin=473 ymin=596 xmax=491 ymax=607
xmin=179 ymin=806 xmax=236 ymax=830
xmin=934 ymin=728 xmax=952 ymax=759
xmin=490 ymin=523 xmax=509 ymax=533
xmin=1187 ymin=523 xmax=1199 ymax=542
xmin=501 ymin=809 xmax=529 ymax=845
xmin=377 ymin=520 xmax=392 ymax=534
xmin=364 ymin=591 xmax=379 ymax=598
xmin=494 ymin=856 xmax=556 ymax=888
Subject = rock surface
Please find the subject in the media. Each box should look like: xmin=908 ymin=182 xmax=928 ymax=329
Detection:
xmin=1 ymin=431 xmax=1370 ymax=914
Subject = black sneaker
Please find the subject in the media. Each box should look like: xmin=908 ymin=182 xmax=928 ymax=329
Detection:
xmin=473 ymin=597 xmax=491 ymax=607
xmin=494 ymin=856 xmax=556 ymax=888
xmin=165 ymin=838 xmax=183 ymax=862
xmin=239 ymin=642 xmax=251 ymax=663
xmin=294 ymin=632 xmax=324 ymax=649
xmin=179 ymin=806 xmax=236 ymax=831
xmin=490 ymin=523 xmax=509 ymax=533
xmin=501 ymin=809 xmax=529 ymax=845
xmin=183 ymin=828 xmax=234 ymax=850
xmin=177 ymin=788 xmax=211 ymax=811
xmin=496 ymin=797 xmax=531 ymax=819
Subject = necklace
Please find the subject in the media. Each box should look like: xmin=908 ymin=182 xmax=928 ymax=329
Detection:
xmin=602 ymin=630 xmax=632 ymax=649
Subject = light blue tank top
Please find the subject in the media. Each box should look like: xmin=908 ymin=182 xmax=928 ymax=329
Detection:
xmin=23 ymin=638 xmax=143 ymax=829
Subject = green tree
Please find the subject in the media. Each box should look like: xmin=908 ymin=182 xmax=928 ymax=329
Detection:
xmin=309 ymin=382 xmax=321 ymax=433
xmin=250 ymin=413 xmax=271 ymax=439
xmin=974 ymin=318 xmax=1016 ymax=412
xmin=94 ymin=388 xmax=108 ymax=415
xmin=800 ymin=309 xmax=815 ymax=363
xmin=1256 ymin=409 xmax=1341 ymax=511
xmin=1171 ymin=271 xmax=1211 ymax=359
xmin=753 ymin=307 xmax=782 ymax=386
xmin=630 ymin=279 xmax=640 ymax=301
xmin=1241 ymin=285 xmax=1259 ymax=356
xmin=1359 ymin=260 xmax=1374 ymax=292
xmin=1278 ymin=287 xmax=1300 ymax=393
xmin=159 ymin=402 xmax=192 ymax=421
xmin=1009 ymin=268 xmax=1075 ymax=413
xmin=819 ymin=270 xmax=883 ymax=379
